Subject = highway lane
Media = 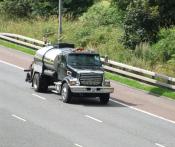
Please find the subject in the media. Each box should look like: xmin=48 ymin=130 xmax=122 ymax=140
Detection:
xmin=0 ymin=109 xmax=73 ymax=147
xmin=1 ymin=45 xmax=175 ymax=122
xmin=0 ymin=55 xmax=175 ymax=147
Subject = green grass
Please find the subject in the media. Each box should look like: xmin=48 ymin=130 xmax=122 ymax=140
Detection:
xmin=106 ymin=72 xmax=175 ymax=100
xmin=0 ymin=39 xmax=36 ymax=55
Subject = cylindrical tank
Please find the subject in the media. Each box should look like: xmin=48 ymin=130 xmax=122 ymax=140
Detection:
xmin=34 ymin=44 xmax=74 ymax=71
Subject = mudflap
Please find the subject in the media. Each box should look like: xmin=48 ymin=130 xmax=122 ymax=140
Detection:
xmin=24 ymin=69 xmax=32 ymax=83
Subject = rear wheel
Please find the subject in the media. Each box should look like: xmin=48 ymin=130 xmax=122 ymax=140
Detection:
xmin=100 ymin=93 xmax=110 ymax=105
xmin=33 ymin=73 xmax=48 ymax=92
xmin=61 ymin=83 xmax=72 ymax=103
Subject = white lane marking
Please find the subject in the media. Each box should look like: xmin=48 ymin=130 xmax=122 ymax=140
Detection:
xmin=85 ymin=115 xmax=103 ymax=123
xmin=155 ymin=143 xmax=166 ymax=147
xmin=110 ymin=99 xmax=175 ymax=125
xmin=12 ymin=114 xmax=26 ymax=122
xmin=32 ymin=94 xmax=46 ymax=100
xmin=0 ymin=60 xmax=24 ymax=70
xmin=74 ymin=144 xmax=83 ymax=147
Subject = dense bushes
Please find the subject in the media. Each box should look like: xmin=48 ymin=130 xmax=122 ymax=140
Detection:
xmin=31 ymin=1 xmax=57 ymax=17
xmin=0 ymin=0 xmax=94 ymax=18
xmin=112 ymin=0 xmax=175 ymax=49
xmin=80 ymin=1 xmax=124 ymax=27
xmin=1 ymin=0 xmax=32 ymax=17
xmin=122 ymin=0 xmax=160 ymax=49
xmin=151 ymin=28 xmax=175 ymax=63
xmin=112 ymin=0 xmax=131 ymax=11
xmin=63 ymin=0 xmax=94 ymax=18
xmin=72 ymin=1 xmax=125 ymax=59
xmin=149 ymin=0 xmax=175 ymax=27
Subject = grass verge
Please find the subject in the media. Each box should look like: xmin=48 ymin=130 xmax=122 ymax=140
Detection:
xmin=0 ymin=39 xmax=36 ymax=55
xmin=0 ymin=39 xmax=175 ymax=100
xmin=106 ymin=72 xmax=175 ymax=100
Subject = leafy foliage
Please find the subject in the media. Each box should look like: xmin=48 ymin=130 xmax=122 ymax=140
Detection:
xmin=122 ymin=0 xmax=160 ymax=49
xmin=31 ymin=0 xmax=57 ymax=17
xmin=113 ymin=0 xmax=175 ymax=27
xmin=112 ymin=0 xmax=131 ymax=11
xmin=0 ymin=0 xmax=94 ymax=18
xmin=151 ymin=27 xmax=175 ymax=63
xmin=149 ymin=0 xmax=175 ymax=27
xmin=1 ymin=0 xmax=32 ymax=17
xmin=80 ymin=1 xmax=124 ymax=27
xmin=63 ymin=0 xmax=94 ymax=18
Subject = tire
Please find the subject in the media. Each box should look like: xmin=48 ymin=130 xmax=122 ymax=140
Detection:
xmin=100 ymin=93 xmax=110 ymax=105
xmin=61 ymin=83 xmax=72 ymax=103
xmin=33 ymin=73 xmax=48 ymax=92
xmin=41 ymin=76 xmax=49 ymax=92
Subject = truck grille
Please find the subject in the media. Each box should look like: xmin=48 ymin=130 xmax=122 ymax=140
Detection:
xmin=79 ymin=73 xmax=103 ymax=86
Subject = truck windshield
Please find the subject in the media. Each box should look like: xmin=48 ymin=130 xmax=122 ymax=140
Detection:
xmin=68 ymin=54 xmax=102 ymax=67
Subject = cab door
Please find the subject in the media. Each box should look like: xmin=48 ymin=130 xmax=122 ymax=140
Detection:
xmin=57 ymin=55 xmax=67 ymax=80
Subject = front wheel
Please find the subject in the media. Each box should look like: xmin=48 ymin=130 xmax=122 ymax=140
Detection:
xmin=61 ymin=83 xmax=72 ymax=103
xmin=100 ymin=93 xmax=110 ymax=105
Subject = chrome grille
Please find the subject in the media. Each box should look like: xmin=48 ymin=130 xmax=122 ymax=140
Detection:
xmin=80 ymin=73 xmax=103 ymax=86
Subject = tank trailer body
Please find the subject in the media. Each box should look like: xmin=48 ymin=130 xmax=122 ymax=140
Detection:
xmin=25 ymin=43 xmax=114 ymax=104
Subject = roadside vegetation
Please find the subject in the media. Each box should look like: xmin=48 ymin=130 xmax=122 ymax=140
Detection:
xmin=106 ymin=72 xmax=175 ymax=99
xmin=0 ymin=0 xmax=175 ymax=77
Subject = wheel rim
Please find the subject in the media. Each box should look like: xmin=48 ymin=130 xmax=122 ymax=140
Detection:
xmin=62 ymin=86 xmax=67 ymax=101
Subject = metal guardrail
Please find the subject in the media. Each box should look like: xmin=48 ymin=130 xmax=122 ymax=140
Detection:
xmin=0 ymin=33 xmax=175 ymax=90
xmin=0 ymin=33 xmax=45 ymax=47
xmin=101 ymin=59 xmax=175 ymax=90
xmin=0 ymin=34 xmax=42 ymax=49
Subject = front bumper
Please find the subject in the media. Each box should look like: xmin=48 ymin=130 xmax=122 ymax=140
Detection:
xmin=69 ymin=86 xmax=114 ymax=94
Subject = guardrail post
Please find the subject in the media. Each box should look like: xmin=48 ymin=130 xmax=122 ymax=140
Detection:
xmin=104 ymin=55 xmax=108 ymax=63
xmin=43 ymin=36 xmax=48 ymax=45
xmin=167 ymin=79 xmax=171 ymax=84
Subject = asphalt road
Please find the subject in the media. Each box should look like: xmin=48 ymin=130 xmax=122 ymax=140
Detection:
xmin=0 ymin=55 xmax=175 ymax=147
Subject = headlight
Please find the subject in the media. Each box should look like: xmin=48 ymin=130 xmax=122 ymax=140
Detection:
xmin=104 ymin=80 xmax=110 ymax=87
xmin=67 ymin=71 xmax=72 ymax=76
xmin=69 ymin=78 xmax=79 ymax=86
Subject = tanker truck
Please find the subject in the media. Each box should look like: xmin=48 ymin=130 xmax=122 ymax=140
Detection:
xmin=25 ymin=43 xmax=114 ymax=104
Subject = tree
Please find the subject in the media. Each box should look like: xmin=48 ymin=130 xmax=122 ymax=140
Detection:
xmin=122 ymin=0 xmax=160 ymax=49
xmin=1 ymin=0 xmax=32 ymax=17
xmin=31 ymin=0 xmax=58 ymax=17
xmin=63 ymin=0 xmax=94 ymax=18
xmin=0 ymin=0 xmax=94 ymax=18
xmin=149 ymin=0 xmax=175 ymax=27
xmin=112 ymin=0 xmax=132 ymax=11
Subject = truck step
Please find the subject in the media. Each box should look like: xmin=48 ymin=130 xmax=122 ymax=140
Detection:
xmin=54 ymin=82 xmax=62 ymax=86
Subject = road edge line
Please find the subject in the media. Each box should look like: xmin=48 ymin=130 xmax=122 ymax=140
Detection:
xmin=110 ymin=99 xmax=175 ymax=125
xmin=0 ymin=60 xmax=24 ymax=70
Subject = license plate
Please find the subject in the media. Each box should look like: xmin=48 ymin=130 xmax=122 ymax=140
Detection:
xmin=91 ymin=88 xmax=96 ymax=92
